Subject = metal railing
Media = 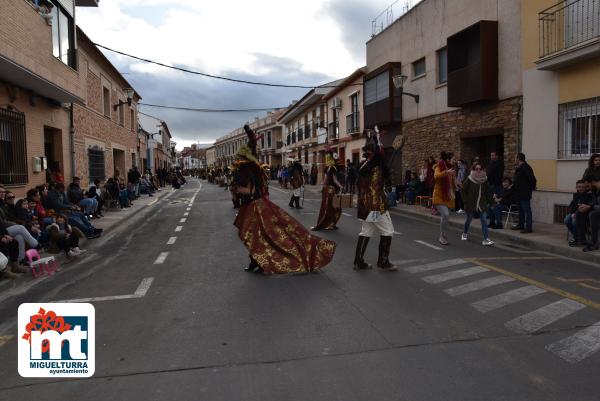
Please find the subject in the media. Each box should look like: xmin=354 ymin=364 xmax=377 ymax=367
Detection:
xmin=0 ymin=108 xmax=28 ymax=186
xmin=557 ymin=96 xmax=600 ymax=159
xmin=539 ymin=0 xmax=600 ymax=58
xmin=346 ymin=112 xmax=360 ymax=134
xmin=371 ymin=0 xmax=422 ymax=37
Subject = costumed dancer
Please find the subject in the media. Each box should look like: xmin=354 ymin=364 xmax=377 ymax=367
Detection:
xmin=233 ymin=125 xmax=336 ymax=274
xmin=353 ymin=132 xmax=397 ymax=271
xmin=288 ymin=158 xmax=304 ymax=209
xmin=312 ymin=151 xmax=343 ymax=230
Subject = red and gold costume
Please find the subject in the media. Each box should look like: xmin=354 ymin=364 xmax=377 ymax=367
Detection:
xmin=233 ymin=125 xmax=336 ymax=274
xmin=313 ymin=158 xmax=342 ymax=230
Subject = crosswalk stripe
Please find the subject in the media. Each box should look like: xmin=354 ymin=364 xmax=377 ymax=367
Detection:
xmin=505 ymin=299 xmax=586 ymax=334
xmin=546 ymin=321 xmax=600 ymax=363
xmin=444 ymin=276 xmax=515 ymax=297
xmin=405 ymin=258 xmax=467 ymax=274
xmin=422 ymin=266 xmax=487 ymax=284
xmin=471 ymin=286 xmax=547 ymax=313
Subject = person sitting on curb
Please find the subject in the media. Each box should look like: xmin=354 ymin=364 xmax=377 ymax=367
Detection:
xmin=67 ymin=177 xmax=98 ymax=219
xmin=0 ymin=220 xmax=29 ymax=279
xmin=460 ymin=162 xmax=495 ymax=246
xmin=489 ymin=177 xmax=516 ymax=229
xmin=566 ymin=180 xmax=594 ymax=247
xmin=577 ymin=178 xmax=600 ymax=252
xmin=47 ymin=214 xmax=85 ymax=259
xmin=46 ymin=183 xmax=102 ymax=239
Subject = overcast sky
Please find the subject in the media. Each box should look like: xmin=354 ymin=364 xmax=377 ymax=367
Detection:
xmin=77 ymin=0 xmax=421 ymax=149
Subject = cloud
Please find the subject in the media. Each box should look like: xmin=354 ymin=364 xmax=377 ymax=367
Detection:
xmin=75 ymin=0 xmax=397 ymax=148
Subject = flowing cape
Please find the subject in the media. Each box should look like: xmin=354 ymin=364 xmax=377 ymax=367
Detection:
xmin=313 ymin=186 xmax=341 ymax=230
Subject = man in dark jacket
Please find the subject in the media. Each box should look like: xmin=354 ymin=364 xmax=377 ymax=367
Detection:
xmin=128 ymin=167 xmax=141 ymax=198
xmin=570 ymin=180 xmax=594 ymax=246
xmin=47 ymin=183 xmax=101 ymax=239
xmin=489 ymin=177 xmax=515 ymax=229
xmin=512 ymin=153 xmax=537 ymax=233
xmin=68 ymin=177 xmax=97 ymax=217
xmin=577 ymin=178 xmax=600 ymax=252
xmin=486 ymin=152 xmax=504 ymax=196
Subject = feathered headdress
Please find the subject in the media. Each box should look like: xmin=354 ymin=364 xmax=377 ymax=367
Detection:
xmin=243 ymin=124 xmax=257 ymax=157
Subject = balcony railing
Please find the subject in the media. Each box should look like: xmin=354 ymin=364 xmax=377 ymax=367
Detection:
xmin=298 ymin=128 xmax=304 ymax=141
xmin=328 ymin=121 xmax=339 ymax=140
xmin=346 ymin=112 xmax=360 ymax=134
xmin=305 ymin=124 xmax=312 ymax=139
xmin=539 ymin=0 xmax=600 ymax=58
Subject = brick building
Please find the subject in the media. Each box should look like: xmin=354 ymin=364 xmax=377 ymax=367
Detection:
xmin=0 ymin=0 xmax=97 ymax=197
xmin=72 ymin=28 xmax=141 ymax=187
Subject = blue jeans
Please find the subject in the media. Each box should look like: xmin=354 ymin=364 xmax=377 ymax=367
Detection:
xmin=78 ymin=198 xmax=97 ymax=215
xmin=564 ymin=213 xmax=576 ymax=238
xmin=68 ymin=213 xmax=94 ymax=236
xmin=464 ymin=211 xmax=489 ymax=240
xmin=490 ymin=204 xmax=508 ymax=226
xmin=519 ymin=200 xmax=533 ymax=230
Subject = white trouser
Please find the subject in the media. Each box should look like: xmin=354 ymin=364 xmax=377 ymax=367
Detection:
xmin=292 ymin=187 xmax=302 ymax=197
xmin=359 ymin=211 xmax=395 ymax=237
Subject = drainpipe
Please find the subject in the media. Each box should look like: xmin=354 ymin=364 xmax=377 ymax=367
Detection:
xmin=69 ymin=103 xmax=76 ymax=181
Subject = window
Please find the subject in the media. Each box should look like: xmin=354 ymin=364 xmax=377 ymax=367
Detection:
xmin=50 ymin=1 xmax=75 ymax=69
xmin=267 ymin=131 xmax=272 ymax=148
xmin=130 ymin=110 xmax=135 ymax=131
xmin=261 ymin=134 xmax=265 ymax=149
xmin=103 ymin=87 xmax=110 ymax=117
xmin=0 ymin=108 xmax=27 ymax=185
xmin=88 ymin=147 xmax=105 ymax=182
xmin=558 ymin=97 xmax=600 ymax=158
xmin=119 ymin=104 xmax=124 ymax=126
xmin=364 ymin=71 xmax=390 ymax=106
xmin=413 ymin=57 xmax=426 ymax=78
xmin=351 ymin=93 xmax=359 ymax=114
xmin=437 ymin=47 xmax=448 ymax=84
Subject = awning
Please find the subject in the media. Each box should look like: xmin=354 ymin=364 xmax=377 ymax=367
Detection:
xmin=0 ymin=54 xmax=83 ymax=104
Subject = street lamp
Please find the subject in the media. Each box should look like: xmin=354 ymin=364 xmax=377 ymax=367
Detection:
xmin=113 ymin=88 xmax=135 ymax=111
xmin=392 ymin=74 xmax=420 ymax=103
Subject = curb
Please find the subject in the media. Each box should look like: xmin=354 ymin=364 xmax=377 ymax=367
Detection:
xmin=390 ymin=206 xmax=600 ymax=265
xmin=0 ymin=186 xmax=175 ymax=292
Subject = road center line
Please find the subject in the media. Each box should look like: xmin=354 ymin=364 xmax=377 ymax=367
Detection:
xmin=184 ymin=212 xmax=189 ymax=216
xmin=54 ymin=277 xmax=155 ymax=303
xmin=186 ymin=208 xmax=191 ymax=211
xmin=167 ymin=237 xmax=177 ymax=245
xmin=154 ymin=252 xmax=169 ymax=264
xmin=414 ymin=240 xmax=444 ymax=251
xmin=175 ymin=226 xmax=183 ymax=232
xmin=342 ymin=212 xmax=352 ymax=217
xmin=180 ymin=218 xmax=187 ymax=223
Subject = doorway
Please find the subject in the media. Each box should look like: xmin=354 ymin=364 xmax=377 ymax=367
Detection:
xmin=113 ymin=148 xmax=126 ymax=177
xmin=460 ymin=132 xmax=504 ymax=167
xmin=44 ymin=127 xmax=63 ymax=175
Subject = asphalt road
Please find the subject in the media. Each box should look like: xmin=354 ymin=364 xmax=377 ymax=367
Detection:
xmin=1 ymin=178 xmax=600 ymax=401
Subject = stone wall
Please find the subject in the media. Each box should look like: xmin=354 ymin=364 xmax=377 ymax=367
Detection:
xmin=401 ymin=97 xmax=522 ymax=174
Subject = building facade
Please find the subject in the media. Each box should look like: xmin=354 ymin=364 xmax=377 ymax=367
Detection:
xmin=521 ymin=0 xmax=600 ymax=224
xmin=254 ymin=110 xmax=285 ymax=168
xmin=138 ymin=113 xmax=173 ymax=173
xmin=365 ymin=0 xmax=522 ymax=182
xmin=72 ymin=28 xmax=141 ymax=187
xmin=0 ymin=0 xmax=97 ymax=197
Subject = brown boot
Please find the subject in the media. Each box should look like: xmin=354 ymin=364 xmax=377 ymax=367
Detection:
xmin=11 ymin=261 xmax=29 ymax=274
xmin=377 ymin=236 xmax=397 ymax=271
xmin=353 ymin=236 xmax=372 ymax=270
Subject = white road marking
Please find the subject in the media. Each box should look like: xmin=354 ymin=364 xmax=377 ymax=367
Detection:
xmin=390 ymin=259 xmax=427 ymax=266
xmin=505 ymin=299 xmax=586 ymax=334
xmin=149 ymin=198 xmax=158 ymax=206
xmin=405 ymin=258 xmax=467 ymax=274
xmin=471 ymin=286 xmax=547 ymax=313
xmin=167 ymin=237 xmax=177 ymax=245
xmin=393 ymin=231 xmax=402 ymax=235
xmin=175 ymin=226 xmax=183 ymax=232
xmin=154 ymin=252 xmax=169 ymax=264
xmin=186 ymin=208 xmax=191 ymax=211
xmin=422 ymin=267 xmax=487 ymax=284
xmin=444 ymin=276 xmax=515 ymax=297
xmin=414 ymin=240 xmax=444 ymax=251
xmin=55 ymin=277 xmax=154 ymax=303
xmin=180 ymin=218 xmax=187 ymax=223
xmin=184 ymin=212 xmax=189 ymax=216
xmin=546 ymin=321 xmax=600 ymax=363
xmin=342 ymin=212 xmax=352 ymax=217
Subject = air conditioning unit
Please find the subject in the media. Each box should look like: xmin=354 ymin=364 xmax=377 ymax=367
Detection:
xmin=332 ymin=97 xmax=342 ymax=109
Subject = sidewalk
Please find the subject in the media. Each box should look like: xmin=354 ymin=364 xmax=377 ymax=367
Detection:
xmin=0 ymin=187 xmax=173 ymax=292
xmin=390 ymin=202 xmax=600 ymax=265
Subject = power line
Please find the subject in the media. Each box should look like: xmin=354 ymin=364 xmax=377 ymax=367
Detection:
xmin=93 ymin=42 xmax=362 ymax=89
xmin=139 ymin=103 xmax=287 ymax=113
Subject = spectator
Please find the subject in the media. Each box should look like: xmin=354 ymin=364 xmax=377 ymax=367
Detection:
xmin=28 ymin=188 xmax=52 ymax=228
xmin=432 ymin=151 xmax=456 ymax=245
xmin=13 ymin=199 xmax=41 ymax=239
xmin=583 ymin=153 xmax=600 ymax=182
xmin=87 ymin=179 xmax=104 ymax=218
xmin=405 ymin=172 xmax=422 ymax=205
xmin=46 ymin=183 xmax=102 ymax=239
xmin=455 ymin=159 xmax=468 ymax=213
xmin=47 ymin=214 xmax=84 ymax=258
xmin=512 ymin=153 xmax=537 ymax=234
xmin=128 ymin=166 xmax=141 ymax=198
xmin=577 ymin=178 xmax=600 ymax=252
xmin=48 ymin=161 xmax=64 ymax=186
xmin=68 ymin=177 xmax=98 ymax=218
xmin=486 ymin=151 xmax=504 ymax=196
xmin=489 ymin=177 xmax=516 ymax=229
xmin=0 ymin=221 xmax=27 ymax=278
xmin=568 ymin=180 xmax=594 ymax=247
xmin=346 ymin=160 xmax=357 ymax=194
xmin=460 ymin=162 xmax=494 ymax=246
xmin=0 ymin=190 xmax=39 ymax=264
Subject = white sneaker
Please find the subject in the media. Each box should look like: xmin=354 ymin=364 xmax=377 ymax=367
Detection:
xmin=456 ymin=209 xmax=465 ymax=214
xmin=461 ymin=233 xmax=468 ymax=241
xmin=70 ymin=248 xmax=81 ymax=256
xmin=73 ymin=247 xmax=86 ymax=254
xmin=67 ymin=250 xmax=77 ymax=258
xmin=482 ymin=239 xmax=494 ymax=246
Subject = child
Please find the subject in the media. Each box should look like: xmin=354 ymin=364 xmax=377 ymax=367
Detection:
xmin=47 ymin=214 xmax=84 ymax=258
xmin=566 ymin=180 xmax=593 ymax=246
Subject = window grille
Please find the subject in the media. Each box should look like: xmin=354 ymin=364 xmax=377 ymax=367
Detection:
xmin=0 ymin=108 xmax=27 ymax=186
xmin=88 ymin=147 xmax=105 ymax=182
xmin=558 ymin=96 xmax=600 ymax=159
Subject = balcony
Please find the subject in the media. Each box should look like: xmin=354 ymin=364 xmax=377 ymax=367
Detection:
xmin=328 ymin=121 xmax=339 ymax=141
xmin=537 ymin=0 xmax=600 ymax=70
xmin=298 ymin=127 xmax=304 ymax=142
xmin=305 ymin=124 xmax=312 ymax=139
xmin=346 ymin=112 xmax=360 ymax=134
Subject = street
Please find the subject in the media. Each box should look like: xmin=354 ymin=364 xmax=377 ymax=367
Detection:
xmin=1 ymin=178 xmax=600 ymax=401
